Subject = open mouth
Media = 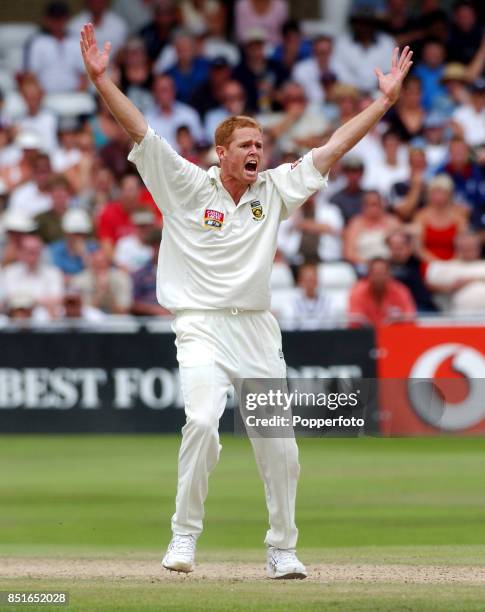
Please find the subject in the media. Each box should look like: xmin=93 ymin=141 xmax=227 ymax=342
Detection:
xmin=245 ymin=160 xmax=258 ymax=173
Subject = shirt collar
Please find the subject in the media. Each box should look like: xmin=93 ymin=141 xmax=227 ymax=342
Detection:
xmin=207 ymin=165 xmax=266 ymax=190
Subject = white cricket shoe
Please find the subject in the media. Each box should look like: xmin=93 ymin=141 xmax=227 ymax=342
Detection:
xmin=266 ymin=546 xmax=307 ymax=579
xmin=162 ymin=534 xmax=196 ymax=573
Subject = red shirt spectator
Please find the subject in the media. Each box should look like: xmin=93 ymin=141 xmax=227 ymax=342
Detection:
xmin=348 ymin=258 xmax=416 ymax=327
xmin=97 ymin=173 xmax=150 ymax=256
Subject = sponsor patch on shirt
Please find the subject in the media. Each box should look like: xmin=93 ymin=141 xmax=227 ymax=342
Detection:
xmin=290 ymin=157 xmax=303 ymax=170
xmin=249 ymin=200 xmax=265 ymax=221
xmin=204 ymin=208 xmax=225 ymax=229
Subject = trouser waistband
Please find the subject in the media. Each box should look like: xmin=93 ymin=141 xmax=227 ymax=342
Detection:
xmin=175 ymin=308 xmax=266 ymax=316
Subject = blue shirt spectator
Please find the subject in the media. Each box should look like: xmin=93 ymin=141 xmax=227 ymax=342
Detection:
xmin=50 ymin=209 xmax=98 ymax=275
xmin=413 ymin=40 xmax=447 ymax=111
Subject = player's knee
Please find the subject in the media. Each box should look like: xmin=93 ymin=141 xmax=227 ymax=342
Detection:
xmin=186 ymin=414 xmax=218 ymax=434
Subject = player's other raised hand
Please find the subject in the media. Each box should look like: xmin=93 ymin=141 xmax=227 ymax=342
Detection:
xmin=375 ymin=46 xmax=413 ymax=106
xmin=80 ymin=23 xmax=111 ymax=84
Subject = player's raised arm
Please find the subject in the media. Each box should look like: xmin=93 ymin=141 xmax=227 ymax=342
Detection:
xmin=312 ymin=46 xmax=413 ymax=175
xmin=80 ymin=23 xmax=147 ymax=144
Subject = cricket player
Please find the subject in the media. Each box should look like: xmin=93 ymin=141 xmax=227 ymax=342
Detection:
xmin=80 ymin=23 xmax=412 ymax=579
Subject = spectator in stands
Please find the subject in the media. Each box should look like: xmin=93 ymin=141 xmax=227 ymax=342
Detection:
xmin=16 ymin=75 xmax=58 ymax=153
xmin=113 ymin=209 xmax=158 ymax=273
xmin=413 ymin=174 xmax=468 ymax=263
xmin=99 ymin=126 xmax=135 ymax=179
xmin=204 ymin=79 xmax=247 ymax=141
xmin=35 ymin=175 xmax=74 ymax=243
xmin=180 ymin=0 xmax=225 ymax=37
xmin=1 ymin=234 xmax=64 ymax=318
xmin=139 ymin=0 xmax=178 ymax=61
xmin=232 ymin=27 xmax=286 ymax=113
xmin=453 ymin=78 xmax=485 ymax=147
xmin=413 ymin=39 xmax=447 ymax=111
xmin=333 ymin=7 xmax=395 ymax=93
xmin=51 ymin=117 xmax=83 ymax=177
xmin=287 ymin=262 xmax=341 ymax=330
xmin=292 ymin=34 xmax=338 ymax=106
xmin=88 ymin=97 xmax=125 ymax=150
xmin=348 ymin=257 xmax=416 ymax=327
xmin=270 ymin=20 xmax=312 ymax=76
xmin=390 ymin=146 xmax=427 ymax=221
xmin=131 ymin=235 xmax=170 ymax=316
xmin=77 ymin=164 xmax=118 ymax=213
xmin=381 ymin=0 xmax=423 ymax=48
xmin=0 ymin=131 xmax=41 ymax=194
xmin=387 ymin=229 xmax=437 ymax=312
xmin=190 ymin=56 xmax=232 ymax=119
xmin=69 ymin=0 xmax=128 ymax=55
xmin=363 ymin=130 xmax=409 ymax=199
xmin=437 ymin=138 xmax=485 ymax=222
xmin=235 ymin=0 xmax=289 ymax=47
xmin=258 ymin=82 xmax=328 ymax=157
xmin=447 ymin=0 xmax=483 ymax=66
xmin=433 ymin=62 xmax=471 ymax=117
xmin=198 ymin=3 xmax=239 ymax=67
xmin=145 ymin=74 xmax=203 ymax=148
xmin=61 ymin=286 xmax=106 ymax=322
xmin=96 ymin=173 xmax=143 ymax=257
xmin=278 ymin=192 xmax=343 ymax=265
xmin=330 ymin=84 xmax=360 ymax=130
xmin=118 ymin=37 xmax=154 ymax=114
xmin=344 ymin=190 xmax=400 ymax=266
xmin=331 ymin=155 xmax=365 ymax=224
xmin=175 ymin=125 xmax=200 ymax=164
xmin=163 ymin=29 xmax=210 ymax=104
xmin=421 ymin=112 xmax=449 ymax=171
xmin=386 ymin=76 xmax=425 ymax=142
xmin=24 ymin=1 xmax=86 ymax=94
xmin=8 ymin=153 xmax=53 ymax=217
xmin=4 ymin=292 xmax=45 ymax=324
xmin=71 ymin=245 xmax=132 ymax=314
xmin=425 ymin=231 xmax=485 ymax=313
xmin=0 ymin=212 xmax=38 ymax=267
xmin=50 ymin=209 xmax=97 ymax=277
xmin=113 ymin=0 xmax=154 ymax=34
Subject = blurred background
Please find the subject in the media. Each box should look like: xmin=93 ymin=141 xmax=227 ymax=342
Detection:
xmin=0 ymin=0 xmax=484 ymax=436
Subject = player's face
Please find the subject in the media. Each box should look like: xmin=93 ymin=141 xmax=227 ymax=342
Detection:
xmin=222 ymin=127 xmax=263 ymax=185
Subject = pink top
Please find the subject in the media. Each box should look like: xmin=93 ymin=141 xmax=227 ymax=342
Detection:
xmin=235 ymin=0 xmax=289 ymax=46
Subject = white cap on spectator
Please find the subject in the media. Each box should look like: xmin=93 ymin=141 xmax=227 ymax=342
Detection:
xmin=15 ymin=131 xmax=42 ymax=150
xmin=243 ymin=27 xmax=266 ymax=44
xmin=8 ymin=292 xmax=35 ymax=311
xmin=62 ymin=209 xmax=92 ymax=234
xmin=3 ymin=210 xmax=38 ymax=233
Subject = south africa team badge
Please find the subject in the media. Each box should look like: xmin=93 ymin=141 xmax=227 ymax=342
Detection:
xmin=249 ymin=200 xmax=265 ymax=221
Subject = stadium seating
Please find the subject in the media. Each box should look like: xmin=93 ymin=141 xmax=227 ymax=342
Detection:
xmin=0 ymin=23 xmax=38 ymax=73
xmin=44 ymin=92 xmax=97 ymax=118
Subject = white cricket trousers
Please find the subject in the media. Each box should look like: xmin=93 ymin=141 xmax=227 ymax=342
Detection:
xmin=170 ymin=309 xmax=300 ymax=549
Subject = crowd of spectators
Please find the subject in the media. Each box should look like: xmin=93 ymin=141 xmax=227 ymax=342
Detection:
xmin=0 ymin=0 xmax=484 ymax=329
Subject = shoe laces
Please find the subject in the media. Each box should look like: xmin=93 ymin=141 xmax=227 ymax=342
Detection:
xmin=171 ymin=534 xmax=195 ymax=554
xmin=271 ymin=547 xmax=297 ymax=563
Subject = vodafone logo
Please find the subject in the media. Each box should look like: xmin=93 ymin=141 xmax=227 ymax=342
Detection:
xmin=408 ymin=343 xmax=485 ymax=431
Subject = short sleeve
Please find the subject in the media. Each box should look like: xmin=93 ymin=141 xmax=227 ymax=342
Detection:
xmin=128 ymin=126 xmax=207 ymax=215
xmin=269 ymin=152 xmax=329 ymax=220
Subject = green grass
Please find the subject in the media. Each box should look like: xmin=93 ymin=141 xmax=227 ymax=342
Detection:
xmin=1 ymin=435 xmax=485 ymax=610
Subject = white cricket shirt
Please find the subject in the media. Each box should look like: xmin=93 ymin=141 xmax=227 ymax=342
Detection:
xmin=128 ymin=126 xmax=328 ymax=311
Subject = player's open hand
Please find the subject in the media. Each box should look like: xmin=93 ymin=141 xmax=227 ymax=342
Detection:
xmin=80 ymin=23 xmax=111 ymax=84
xmin=375 ymin=46 xmax=413 ymax=106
